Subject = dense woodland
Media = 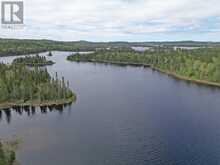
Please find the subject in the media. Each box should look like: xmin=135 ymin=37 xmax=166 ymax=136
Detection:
xmin=67 ymin=48 xmax=220 ymax=84
xmin=0 ymin=38 xmax=219 ymax=56
xmin=0 ymin=39 xmax=94 ymax=56
xmin=0 ymin=63 xmax=75 ymax=108
xmin=12 ymin=55 xmax=55 ymax=66
xmin=0 ymin=142 xmax=15 ymax=165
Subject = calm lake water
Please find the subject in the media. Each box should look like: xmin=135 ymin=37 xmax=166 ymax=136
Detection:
xmin=1 ymin=51 xmax=220 ymax=165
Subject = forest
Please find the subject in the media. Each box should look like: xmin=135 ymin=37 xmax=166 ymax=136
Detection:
xmin=0 ymin=63 xmax=75 ymax=109
xmin=0 ymin=141 xmax=16 ymax=165
xmin=67 ymin=48 xmax=220 ymax=86
xmin=12 ymin=55 xmax=55 ymax=66
xmin=0 ymin=38 xmax=220 ymax=56
xmin=0 ymin=39 xmax=94 ymax=56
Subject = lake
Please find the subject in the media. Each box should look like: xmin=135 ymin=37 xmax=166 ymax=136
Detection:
xmin=1 ymin=51 xmax=220 ymax=165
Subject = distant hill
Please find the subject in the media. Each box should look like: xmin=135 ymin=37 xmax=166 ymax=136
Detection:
xmin=0 ymin=38 xmax=219 ymax=56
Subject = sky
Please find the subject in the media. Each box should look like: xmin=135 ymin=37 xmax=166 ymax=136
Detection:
xmin=0 ymin=0 xmax=220 ymax=41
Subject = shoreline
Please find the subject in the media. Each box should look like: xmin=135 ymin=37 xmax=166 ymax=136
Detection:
xmin=0 ymin=95 xmax=76 ymax=110
xmin=70 ymin=59 xmax=220 ymax=89
xmin=152 ymin=67 xmax=220 ymax=88
xmin=0 ymin=50 xmax=49 ymax=57
xmin=0 ymin=50 xmax=94 ymax=57
xmin=12 ymin=62 xmax=55 ymax=67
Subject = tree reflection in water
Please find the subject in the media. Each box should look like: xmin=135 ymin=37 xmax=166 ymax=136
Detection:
xmin=0 ymin=103 xmax=72 ymax=124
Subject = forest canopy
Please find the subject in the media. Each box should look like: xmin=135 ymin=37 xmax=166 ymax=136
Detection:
xmin=12 ymin=55 xmax=55 ymax=66
xmin=0 ymin=141 xmax=16 ymax=165
xmin=0 ymin=63 xmax=75 ymax=109
xmin=0 ymin=38 xmax=219 ymax=56
xmin=67 ymin=48 xmax=220 ymax=85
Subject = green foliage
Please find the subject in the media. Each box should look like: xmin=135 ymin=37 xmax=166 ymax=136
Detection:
xmin=1 ymin=38 xmax=219 ymax=57
xmin=12 ymin=55 xmax=54 ymax=66
xmin=0 ymin=142 xmax=15 ymax=165
xmin=0 ymin=63 xmax=74 ymax=105
xmin=0 ymin=39 xmax=131 ymax=56
xmin=67 ymin=48 xmax=220 ymax=84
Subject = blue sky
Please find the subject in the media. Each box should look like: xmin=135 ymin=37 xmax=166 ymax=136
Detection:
xmin=0 ymin=0 xmax=220 ymax=41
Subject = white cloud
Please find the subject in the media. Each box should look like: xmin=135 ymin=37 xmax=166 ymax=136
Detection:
xmin=0 ymin=0 xmax=220 ymax=41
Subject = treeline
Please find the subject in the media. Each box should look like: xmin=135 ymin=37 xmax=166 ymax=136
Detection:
xmin=0 ymin=39 xmax=93 ymax=56
xmin=67 ymin=48 xmax=220 ymax=84
xmin=0 ymin=63 xmax=75 ymax=108
xmin=1 ymin=38 xmax=220 ymax=57
xmin=0 ymin=142 xmax=16 ymax=165
xmin=0 ymin=39 xmax=127 ymax=56
xmin=12 ymin=55 xmax=55 ymax=66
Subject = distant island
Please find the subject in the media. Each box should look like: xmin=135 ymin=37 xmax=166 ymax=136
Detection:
xmin=12 ymin=55 xmax=55 ymax=66
xmin=67 ymin=48 xmax=220 ymax=88
xmin=0 ymin=63 xmax=76 ymax=110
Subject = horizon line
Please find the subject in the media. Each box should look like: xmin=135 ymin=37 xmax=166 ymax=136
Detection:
xmin=0 ymin=37 xmax=220 ymax=43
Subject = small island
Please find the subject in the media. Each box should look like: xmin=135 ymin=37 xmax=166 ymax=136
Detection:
xmin=67 ymin=48 xmax=220 ymax=88
xmin=12 ymin=55 xmax=55 ymax=66
xmin=0 ymin=63 xmax=76 ymax=110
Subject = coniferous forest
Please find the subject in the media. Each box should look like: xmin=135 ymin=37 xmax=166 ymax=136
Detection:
xmin=12 ymin=55 xmax=55 ymax=66
xmin=0 ymin=141 xmax=16 ymax=165
xmin=67 ymin=48 xmax=220 ymax=86
xmin=0 ymin=63 xmax=75 ymax=109
xmin=0 ymin=39 xmax=219 ymax=57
